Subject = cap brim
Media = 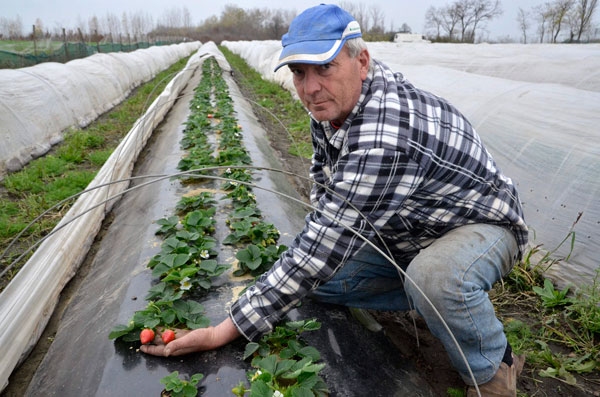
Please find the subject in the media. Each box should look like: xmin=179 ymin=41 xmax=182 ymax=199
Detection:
xmin=274 ymin=38 xmax=344 ymax=72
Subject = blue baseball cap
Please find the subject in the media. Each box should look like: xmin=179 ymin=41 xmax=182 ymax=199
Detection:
xmin=274 ymin=4 xmax=362 ymax=72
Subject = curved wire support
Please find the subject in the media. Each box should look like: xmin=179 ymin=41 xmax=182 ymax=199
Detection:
xmin=1 ymin=165 xmax=481 ymax=394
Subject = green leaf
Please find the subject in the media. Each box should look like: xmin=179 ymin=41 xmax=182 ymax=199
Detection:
xmin=291 ymin=386 xmax=315 ymax=397
xmin=174 ymin=253 xmax=192 ymax=268
xmin=244 ymin=342 xmax=260 ymax=360
xmin=255 ymin=355 xmax=278 ymax=374
xmin=274 ymin=359 xmax=296 ymax=376
xmin=155 ymin=216 xmax=179 ymax=234
xmin=249 ymin=379 xmax=271 ymax=397
xmin=198 ymin=259 xmax=218 ymax=272
xmin=108 ymin=323 xmax=134 ymax=340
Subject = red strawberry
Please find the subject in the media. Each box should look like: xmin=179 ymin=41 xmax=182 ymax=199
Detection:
xmin=162 ymin=329 xmax=176 ymax=344
xmin=140 ymin=328 xmax=155 ymax=344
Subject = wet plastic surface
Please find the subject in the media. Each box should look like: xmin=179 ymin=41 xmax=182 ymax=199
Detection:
xmin=24 ymin=48 xmax=433 ymax=396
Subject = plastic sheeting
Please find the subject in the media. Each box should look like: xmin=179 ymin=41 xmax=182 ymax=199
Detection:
xmin=0 ymin=42 xmax=201 ymax=177
xmin=0 ymin=46 xmax=203 ymax=392
xmin=222 ymin=40 xmax=600 ymax=289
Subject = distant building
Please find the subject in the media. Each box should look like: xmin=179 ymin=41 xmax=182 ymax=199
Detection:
xmin=393 ymin=33 xmax=430 ymax=43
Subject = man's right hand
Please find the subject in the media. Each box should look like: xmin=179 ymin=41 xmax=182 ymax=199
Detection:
xmin=140 ymin=317 xmax=241 ymax=357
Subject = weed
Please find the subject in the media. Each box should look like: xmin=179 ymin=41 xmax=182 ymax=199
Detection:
xmin=533 ymin=278 xmax=572 ymax=308
xmin=497 ymin=226 xmax=600 ymax=388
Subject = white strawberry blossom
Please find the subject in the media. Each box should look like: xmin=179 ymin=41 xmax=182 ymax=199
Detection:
xmin=179 ymin=277 xmax=192 ymax=291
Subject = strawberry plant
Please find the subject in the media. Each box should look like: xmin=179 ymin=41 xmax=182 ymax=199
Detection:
xmin=155 ymin=215 xmax=181 ymax=235
xmin=234 ymin=244 xmax=287 ymax=277
xmin=224 ymin=184 xmax=257 ymax=206
xmin=222 ymin=168 xmax=254 ymax=190
xmin=176 ymin=192 xmax=217 ymax=213
xmin=234 ymin=319 xmax=328 ymax=397
xmin=161 ymin=371 xmax=204 ymax=397
xmin=109 ymin=298 xmax=209 ymax=342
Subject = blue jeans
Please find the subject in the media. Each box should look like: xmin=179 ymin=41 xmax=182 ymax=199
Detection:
xmin=310 ymin=224 xmax=518 ymax=385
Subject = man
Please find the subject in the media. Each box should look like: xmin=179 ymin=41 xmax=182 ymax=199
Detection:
xmin=142 ymin=4 xmax=529 ymax=396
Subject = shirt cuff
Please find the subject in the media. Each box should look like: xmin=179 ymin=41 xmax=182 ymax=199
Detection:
xmin=228 ymin=288 xmax=277 ymax=342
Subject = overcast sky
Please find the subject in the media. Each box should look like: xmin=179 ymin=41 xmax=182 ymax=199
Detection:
xmin=5 ymin=0 xmax=548 ymax=40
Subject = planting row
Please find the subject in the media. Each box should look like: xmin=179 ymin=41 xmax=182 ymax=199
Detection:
xmin=109 ymin=56 xmax=328 ymax=397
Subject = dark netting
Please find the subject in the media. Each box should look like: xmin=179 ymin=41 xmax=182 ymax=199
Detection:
xmin=0 ymin=40 xmax=179 ymax=69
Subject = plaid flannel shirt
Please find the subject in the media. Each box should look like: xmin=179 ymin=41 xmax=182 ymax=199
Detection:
xmin=230 ymin=59 xmax=528 ymax=341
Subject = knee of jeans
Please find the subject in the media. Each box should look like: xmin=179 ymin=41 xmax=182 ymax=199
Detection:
xmin=404 ymin=265 xmax=452 ymax=309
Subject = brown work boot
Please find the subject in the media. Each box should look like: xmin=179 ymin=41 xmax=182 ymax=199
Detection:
xmin=466 ymin=354 xmax=525 ymax=397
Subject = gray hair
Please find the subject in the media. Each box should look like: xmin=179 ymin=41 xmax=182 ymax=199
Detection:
xmin=345 ymin=37 xmax=368 ymax=57
xmin=344 ymin=37 xmax=373 ymax=70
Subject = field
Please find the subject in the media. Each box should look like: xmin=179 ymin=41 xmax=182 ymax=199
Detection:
xmin=1 ymin=41 xmax=600 ymax=396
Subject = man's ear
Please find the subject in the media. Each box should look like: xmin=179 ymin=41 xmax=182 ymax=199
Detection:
xmin=358 ymin=49 xmax=370 ymax=80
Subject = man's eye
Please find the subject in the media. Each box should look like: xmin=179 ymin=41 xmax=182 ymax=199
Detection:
xmin=320 ymin=63 xmax=332 ymax=70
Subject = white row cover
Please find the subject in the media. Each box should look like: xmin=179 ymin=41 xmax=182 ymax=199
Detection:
xmin=223 ymin=40 xmax=600 ymax=289
xmin=0 ymin=42 xmax=201 ymax=177
xmin=0 ymin=42 xmax=214 ymax=392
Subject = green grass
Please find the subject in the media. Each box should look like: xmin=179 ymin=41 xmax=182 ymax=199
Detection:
xmin=0 ymin=55 xmax=191 ymax=291
xmin=219 ymin=46 xmax=312 ymax=160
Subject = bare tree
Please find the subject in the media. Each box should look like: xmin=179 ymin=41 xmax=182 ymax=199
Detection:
xmin=369 ymin=4 xmax=385 ymax=34
xmin=130 ymin=11 xmax=154 ymax=39
xmin=0 ymin=15 xmax=24 ymax=39
xmin=533 ymin=3 xmax=553 ymax=42
xmin=33 ymin=18 xmax=44 ymax=38
xmin=441 ymin=3 xmax=462 ymax=40
xmin=88 ymin=16 xmax=100 ymax=38
xmin=265 ymin=9 xmax=293 ymax=39
xmin=549 ymin=0 xmax=575 ymax=42
xmin=160 ymin=7 xmax=183 ymax=29
xmin=103 ymin=12 xmax=121 ymax=38
xmin=424 ymin=6 xmax=444 ymax=39
xmin=338 ymin=1 xmax=369 ymax=32
xmin=219 ymin=5 xmax=249 ymax=38
xmin=469 ymin=0 xmax=503 ymax=41
xmin=517 ymin=7 xmax=531 ymax=43
xmin=423 ymin=0 xmax=502 ymax=42
xmin=76 ymin=16 xmax=87 ymax=37
xmin=455 ymin=0 xmax=476 ymax=41
xmin=454 ymin=0 xmax=503 ymax=42
xmin=182 ymin=7 xmax=192 ymax=31
xmin=571 ymin=0 xmax=599 ymax=40
xmin=121 ymin=12 xmax=130 ymax=39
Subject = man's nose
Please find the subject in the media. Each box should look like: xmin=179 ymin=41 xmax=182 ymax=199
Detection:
xmin=302 ymin=69 xmax=321 ymax=95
